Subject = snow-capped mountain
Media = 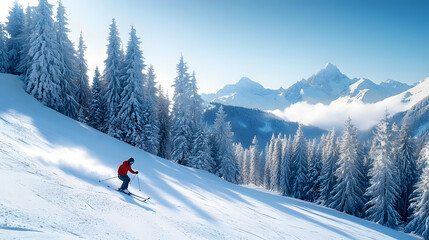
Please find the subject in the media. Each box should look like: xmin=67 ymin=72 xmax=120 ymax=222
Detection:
xmin=202 ymin=63 xmax=413 ymax=111
xmin=201 ymin=77 xmax=289 ymax=111
xmin=0 ymin=73 xmax=419 ymax=240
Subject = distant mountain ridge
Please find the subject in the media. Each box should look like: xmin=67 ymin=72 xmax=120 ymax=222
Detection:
xmin=202 ymin=63 xmax=413 ymax=111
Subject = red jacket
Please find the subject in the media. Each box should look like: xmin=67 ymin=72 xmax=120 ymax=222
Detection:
xmin=118 ymin=161 xmax=136 ymax=176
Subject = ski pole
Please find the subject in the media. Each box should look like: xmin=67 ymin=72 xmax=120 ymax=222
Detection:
xmin=99 ymin=176 xmax=117 ymax=182
xmin=137 ymin=174 xmax=141 ymax=191
xmin=130 ymin=174 xmax=136 ymax=183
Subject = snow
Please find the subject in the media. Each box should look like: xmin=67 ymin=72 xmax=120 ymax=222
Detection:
xmin=0 ymin=73 xmax=420 ymax=239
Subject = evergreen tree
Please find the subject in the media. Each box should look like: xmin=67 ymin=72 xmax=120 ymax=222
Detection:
xmin=141 ymin=65 xmax=159 ymax=155
xmin=396 ymin=122 xmax=417 ymax=221
xmin=5 ymin=1 xmax=24 ymax=74
xmin=25 ymin=0 xmax=63 ymax=111
xmin=242 ymin=148 xmax=251 ymax=184
xmin=329 ymin=118 xmax=366 ymax=217
xmin=365 ymin=116 xmax=401 ymax=228
xmin=157 ymin=88 xmax=172 ymax=160
xmin=189 ymin=128 xmax=214 ymax=171
xmin=75 ymin=32 xmax=91 ymax=120
xmin=104 ymin=18 xmax=124 ymax=138
xmin=55 ymin=0 xmax=79 ymax=119
xmin=406 ymin=142 xmax=429 ymax=239
xmin=307 ymin=139 xmax=322 ymax=202
xmin=317 ymin=129 xmax=338 ymax=206
xmin=213 ymin=106 xmax=240 ymax=183
xmin=189 ymin=71 xmax=204 ymax=133
xmin=249 ymin=136 xmax=262 ymax=186
xmin=89 ymin=67 xmax=105 ymax=131
xmin=291 ymin=124 xmax=308 ymax=200
xmin=269 ymin=135 xmax=282 ymax=191
xmin=17 ymin=5 xmax=35 ymax=79
xmin=0 ymin=24 xmax=8 ymax=73
xmin=171 ymin=56 xmax=192 ymax=163
xmin=117 ymin=26 xmax=145 ymax=148
xmin=279 ymin=136 xmax=292 ymax=196
xmin=264 ymin=134 xmax=275 ymax=189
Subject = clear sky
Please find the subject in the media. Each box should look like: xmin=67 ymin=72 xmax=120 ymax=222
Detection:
xmin=1 ymin=0 xmax=428 ymax=94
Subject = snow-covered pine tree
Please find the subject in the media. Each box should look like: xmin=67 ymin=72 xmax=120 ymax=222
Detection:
xmin=5 ymin=1 xmax=24 ymax=74
xmin=291 ymin=124 xmax=308 ymax=200
xmin=171 ymin=56 xmax=192 ymax=164
xmin=264 ymin=134 xmax=276 ymax=189
xmin=329 ymin=118 xmax=366 ymax=217
xmin=306 ymin=139 xmax=322 ymax=202
xmin=0 ymin=24 xmax=8 ymax=73
xmin=405 ymin=142 xmax=429 ymax=239
xmin=188 ymin=71 xmax=204 ymax=133
xmin=104 ymin=18 xmax=124 ymax=139
xmin=17 ymin=5 xmax=35 ymax=80
xmin=365 ymin=115 xmax=401 ymax=228
xmin=75 ymin=32 xmax=91 ymax=121
xmin=249 ymin=136 xmax=262 ymax=186
xmin=213 ymin=106 xmax=240 ymax=183
xmin=396 ymin=122 xmax=417 ymax=221
xmin=89 ymin=67 xmax=105 ymax=131
xmin=157 ymin=88 xmax=172 ymax=160
xmin=25 ymin=0 xmax=63 ymax=111
xmin=189 ymin=128 xmax=215 ymax=171
xmin=279 ymin=136 xmax=292 ymax=196
xmin=234 ymin=142 xmax=245 ymax=180
xmin=141 ymin=65 xmax=159 ymax=155
xmin=269 ymin=135 xmax=282 ymax=191
xmin=317 ymin=129 xmax=338 ymax=206
xmin=55 ymin=0 xmax=79 ymax=119
xmin=117 ymin=26 xmax=145 ymax=148
xmin=242 ymin=148 xmax=251 ymax=184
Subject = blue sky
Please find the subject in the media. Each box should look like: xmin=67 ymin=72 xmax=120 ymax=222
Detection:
xmin=1 ymin=0 xmax=428 ymax=93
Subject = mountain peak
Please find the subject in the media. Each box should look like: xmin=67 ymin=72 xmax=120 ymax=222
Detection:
xmin=235 ymin=77 xmax=264 ymax=89
xmin=320 ymin=62 xmax=341 ymax=75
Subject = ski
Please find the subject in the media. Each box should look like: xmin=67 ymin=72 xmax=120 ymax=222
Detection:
xmin=107 ymin=185 xmax=150 ymax=202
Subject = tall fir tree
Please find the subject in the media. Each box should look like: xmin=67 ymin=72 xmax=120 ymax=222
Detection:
xmin=75 ymin=32 xmax=91 ymax=122
xmin=213 ymin=106 xmax=240 ymax=183
xmin=171 ymin=56 xmax=192 ymax=164
xmin=269 ymin=135 xmax=282 ymax=191
xmin=89 ymin=67 xmax=105 ymax=131
xmin=264 ymin=134 xmax=276 ymax=189
xmin=157 ymin=88 xmax=172 ymax=160
xmin=329 ymin=118 xmax=366 ymax=217
xmin=249 ymin=136 xmax=262 ymax=186
xmin=306 ymin=139 xmax=322 ymax=202
xmin=317 ymin=129 xmax=338 ymax=206
xmin=141 ymin=65 xmax=159 ymax=155
xmin=365 ymin=116 xmax=401 ymax=228
xmin=117 ymin=26 xmax=145 ymax=148
xmin=104 ymin=18 xmax=124 ymax=138
xmin=279 ymin=136 xmax=292 ymax=196
xmin=406 ymin=142 xmax=429 ymax=239
xmin=291 ymin=124 xmax=308 ymax=200
xmin=5 ymin=1 xmax=24 ymax=74
xmin=0 ymin=24 xmax=8 ymax=73
xmin=17 ymin=5 xmax=35 ymax=79
xmin=189 ymin=128 xmax=214 ymax=171
xmin=25 ymin=0 xmax=63 ymax=111
xmin=396 ymin=122 xmax=417 ymax=221
xmin=55 ymin=0 xmax=79 ymax=119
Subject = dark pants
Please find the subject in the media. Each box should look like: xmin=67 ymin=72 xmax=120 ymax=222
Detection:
xmin=118 ymin=175 xmax=130 ymax=190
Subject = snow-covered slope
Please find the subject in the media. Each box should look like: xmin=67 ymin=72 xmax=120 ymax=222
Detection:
xmin=202 ymin=63 xmax=412 ymax=111
xmin=0 ymin=73 xmax=419 ymax=239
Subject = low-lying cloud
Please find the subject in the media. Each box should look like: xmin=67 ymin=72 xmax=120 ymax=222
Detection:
xmin=271 ymin=99 xmax=406 ymax=131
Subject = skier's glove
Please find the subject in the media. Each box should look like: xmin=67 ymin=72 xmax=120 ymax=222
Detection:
xmin=135 ymin=171 xmax=139 ymax=174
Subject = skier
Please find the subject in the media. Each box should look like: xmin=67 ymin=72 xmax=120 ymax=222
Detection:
xmin=118 ymin=157 xmax=139 ymax=194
